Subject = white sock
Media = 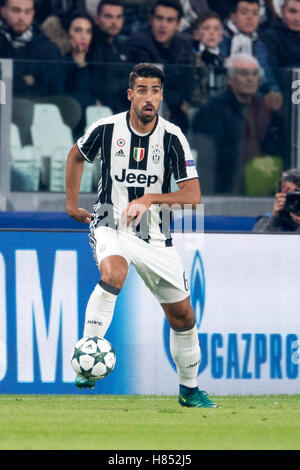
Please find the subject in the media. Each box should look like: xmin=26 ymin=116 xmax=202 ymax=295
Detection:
xmin=170 ymin=324 xmax=200 ymax=388
xmin=83 ymin=283 xmax=118 ymax=338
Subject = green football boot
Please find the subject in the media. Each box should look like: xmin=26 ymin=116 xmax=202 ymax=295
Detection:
xmin=179 ymin=385 xmax=217 ymax=408
xmin=75 ymin=374 xmax=96 ymax=390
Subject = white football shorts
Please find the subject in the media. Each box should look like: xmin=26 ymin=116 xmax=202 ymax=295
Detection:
xmin=90 ymin=226 xmax=190 ymax=304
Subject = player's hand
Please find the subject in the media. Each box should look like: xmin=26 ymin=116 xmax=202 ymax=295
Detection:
xmin=272 ymin=192 xmax=286 ymax=217
xmin=290 ymin=212 xmax=300 ymax=226
xmin=122 ymin=195 xmax=153 ymax=227
xmin=66 ymin=206 xmax=92 ymax=224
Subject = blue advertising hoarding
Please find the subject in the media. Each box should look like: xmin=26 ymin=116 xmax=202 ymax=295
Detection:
xmin=0 ymin=230 xmax=299 ymax=395
xmin=0 ymin=231 xmax=138 ymax=394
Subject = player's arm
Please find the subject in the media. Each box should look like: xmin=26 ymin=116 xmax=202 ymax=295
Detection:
xmin=147 ymin=178 xmax=201 ymax=207
xmin=65 ymin=144 xmax=92 ymax=224
xmin=123 ymin=178 xmax=201 ymax=227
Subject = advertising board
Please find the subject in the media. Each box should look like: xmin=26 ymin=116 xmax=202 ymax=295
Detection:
xmin=0 ymin=231 xmax=299 ymax=394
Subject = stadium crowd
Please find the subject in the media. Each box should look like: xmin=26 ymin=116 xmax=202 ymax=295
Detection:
xmin=0 ymin=0 xmax=299 ymax=196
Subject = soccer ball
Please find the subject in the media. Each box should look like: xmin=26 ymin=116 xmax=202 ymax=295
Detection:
xmin=71 ymin=336 xmax=116 ymax=380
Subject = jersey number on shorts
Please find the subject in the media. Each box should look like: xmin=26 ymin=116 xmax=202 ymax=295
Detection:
xmin=183 ymin=271 xmax=189 ymax=292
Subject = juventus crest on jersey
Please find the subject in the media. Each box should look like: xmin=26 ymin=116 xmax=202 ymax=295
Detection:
xmin=77 ymin=111 xmax=198 ymax=246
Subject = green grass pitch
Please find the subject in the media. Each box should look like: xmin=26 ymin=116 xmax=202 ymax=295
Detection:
xmin=0 ymin=395 xmax=300 ymax=450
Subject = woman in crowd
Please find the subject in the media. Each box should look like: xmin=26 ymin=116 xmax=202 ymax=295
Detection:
xmin=63 ymin=13 xmax=99 ymax=139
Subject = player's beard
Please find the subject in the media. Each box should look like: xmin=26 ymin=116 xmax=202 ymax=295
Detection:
xmin=135 ymin=105 xmax=158 ymax=124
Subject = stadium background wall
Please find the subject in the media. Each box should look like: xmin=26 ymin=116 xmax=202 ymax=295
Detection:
xmin=0 ymin=229 xmax=299 ymax=395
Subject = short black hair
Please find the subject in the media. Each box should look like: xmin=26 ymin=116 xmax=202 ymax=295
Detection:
xmin=129 ymin=63 xmax=164 ymax=89
xmin=66 ymin=13 xmax=95 ymax=32
xmin=149 ymin=0 xmax=183 ymax=21
xmin=193 ymin=11 xmax=222 ymax=30
xmin=97 ymin=0 xmax=124 ymax=16
xmin=230 ymin=0 xmax=259 ymax=13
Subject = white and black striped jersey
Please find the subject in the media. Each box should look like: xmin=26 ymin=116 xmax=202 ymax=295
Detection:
xmin=77 ymin=111 xmax=198 ymax=246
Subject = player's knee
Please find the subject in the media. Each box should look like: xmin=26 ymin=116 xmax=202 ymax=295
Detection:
xmin=100 ymin=262 xmax=128 ymax=290
xmin=165 ymin=301 xmax=196 ymax=331
xmin=175 ymin=308 xmax=195 ymax=330
xmin=101 ymin=272 xmax=127 ymax=290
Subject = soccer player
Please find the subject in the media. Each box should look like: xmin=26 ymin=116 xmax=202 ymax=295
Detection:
xmin=65 ymin=63 xmax=216 ymax=408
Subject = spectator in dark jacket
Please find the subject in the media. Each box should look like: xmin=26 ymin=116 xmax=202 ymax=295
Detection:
xmin=261 ymin=0 xmax=300 ymax=68
xmin=90 ymin=0 xmax=129 ymax=114
xmin=253 ymin=168 xmax=300 ymax=232
xmin=192 ymin=53 xmax=283 ymax=194
xmin=219 ymin=0 xmax=283 ymax=112
xmin=191 ymin=11 xmax=225 ymax=105
xmin=63 ymin=13 xmax=98 ymax=139
xmin=93 ymin=0 xmax=127 ymax=61
xmin=126 ymin=0 xmax=193 ymax=134
xmin=0 ymin=0 xmax=82 ymax=144
xmin=0 ymin=0 xmax=63 ymax=97
xmin=192 ymin=11 xmax=224 ymax=66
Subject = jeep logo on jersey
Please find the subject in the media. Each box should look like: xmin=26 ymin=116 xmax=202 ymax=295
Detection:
xmin=115 ymin=169 xmax=158 ymax=187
